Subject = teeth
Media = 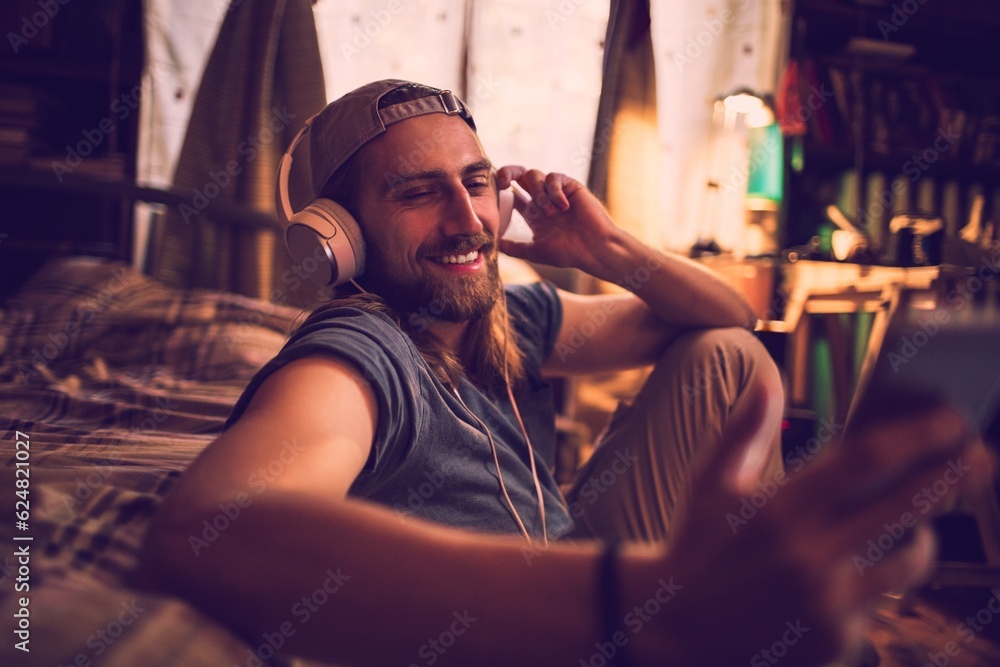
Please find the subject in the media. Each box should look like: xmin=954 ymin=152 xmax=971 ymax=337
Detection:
xmin=436 ymin=250 xmax=479 ymax=265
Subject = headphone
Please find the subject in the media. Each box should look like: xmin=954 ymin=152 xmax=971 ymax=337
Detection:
xmin=276 ymin=116 xmax=516 ymax=287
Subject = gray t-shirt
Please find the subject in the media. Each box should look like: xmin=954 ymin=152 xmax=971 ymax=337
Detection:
xmin=226 ymin=281 xmax=574 ymax=540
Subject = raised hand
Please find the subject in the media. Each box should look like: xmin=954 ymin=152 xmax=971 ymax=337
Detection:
xmin=496 ymin=165 xmax=627 ymax=279
xmin=638 ymin=395 xmax=994 ymax=666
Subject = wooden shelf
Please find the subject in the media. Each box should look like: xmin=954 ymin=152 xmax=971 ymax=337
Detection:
xmin=782 ymin=1 xmax=1000 ymax=252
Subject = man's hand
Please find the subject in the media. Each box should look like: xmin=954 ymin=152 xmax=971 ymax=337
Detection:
xmin=499 ymin=165 xmax=757 ymax=375
xmin=496 ymin=165 xmax=628 ymax=280
xmin=635 ymin=393 xmax=995 ymax=666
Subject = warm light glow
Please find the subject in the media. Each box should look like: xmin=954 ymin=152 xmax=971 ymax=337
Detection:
xmin=745 ymin=105 xmax=774 ymax=128
xmin=722 ymin=91 xmax=772 ymax=127
xmin=831 ymin=229 xmax=864 ymax=261
xmin=723 ymin=92 xmax=765 ymax=115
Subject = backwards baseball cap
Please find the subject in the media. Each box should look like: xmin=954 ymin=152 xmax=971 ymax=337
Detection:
xmin=308 ymin=79 xmax=477 ymax=198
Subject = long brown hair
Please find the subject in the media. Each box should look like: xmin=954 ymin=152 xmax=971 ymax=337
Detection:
xmin=298 ymin=287 xmax=523 ymax=393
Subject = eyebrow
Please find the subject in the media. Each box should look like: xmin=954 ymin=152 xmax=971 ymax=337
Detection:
xmin=382 ymin=159 xmax=494 ymax=195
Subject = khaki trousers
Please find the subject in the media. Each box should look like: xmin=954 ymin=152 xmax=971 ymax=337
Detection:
xmin=565 ymin=327 xmax=785 ymax=545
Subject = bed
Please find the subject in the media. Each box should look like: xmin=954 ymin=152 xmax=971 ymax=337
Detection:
xmin=4 ymin=257 xmax=1000 ymax=666
xmin=0 ymin=255 xmax=308 ymax=666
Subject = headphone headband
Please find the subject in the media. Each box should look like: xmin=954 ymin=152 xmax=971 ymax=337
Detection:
xmin=275 ymin=120 xmax=311 ymax=227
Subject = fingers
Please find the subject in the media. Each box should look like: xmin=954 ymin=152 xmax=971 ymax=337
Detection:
xmin=775 ymin=514 xmax=935 ymax=657
xmin=542 ymin=172 xmax=572 ymax=211
xmin=497 ymin=238 xmax=535 ymax=262
xmin=768 ymin=407 xmax=974 ymax=568
xmin=764 ymin=405 xmax=989 ymax=613
xmin=495 ymin=165 xmax=526 ymax=189
xmin=844 ymin=435 xmax=990 ymax=531
xmin=497 ymin=167 xmax=578 ymax=215
xmin=669 ymin=401 xmax=988 ymax=666
xmin=817 ymin=527 xmax=936 ymax=667
xmin=790 ymin=406 xmax=972 ymax=523
xmin=841 ymin=404 xmax=969 ymax=478
xmin=864 ymin=522 xmax=938 ymax=598
xmin=495 ymin=167 xmax=542 ymax=221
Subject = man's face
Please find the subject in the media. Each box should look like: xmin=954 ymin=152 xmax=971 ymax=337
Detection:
xmin=354 ymin=113 xmax=502 ymax=322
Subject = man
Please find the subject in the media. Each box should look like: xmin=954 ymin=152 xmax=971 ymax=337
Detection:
xmin=136 ymin=80 xmax=991 ymax=666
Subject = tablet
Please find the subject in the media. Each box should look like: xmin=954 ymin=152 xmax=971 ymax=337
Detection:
xmin=846 ymin=308 xmax=1000 ymax=575
xmin=847 ymin=309 xmax=1000 ymax=438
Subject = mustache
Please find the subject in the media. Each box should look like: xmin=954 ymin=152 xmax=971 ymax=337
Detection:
xmin=420 ymin=233 xmax=494 ymax=258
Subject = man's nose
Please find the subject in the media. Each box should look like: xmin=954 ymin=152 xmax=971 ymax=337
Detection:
xmin=440 ymin=190 xmax=484 ymax=237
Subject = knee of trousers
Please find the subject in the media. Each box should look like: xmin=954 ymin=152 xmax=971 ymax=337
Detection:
xmin=653 ymin=326 xmax=782 ymax=399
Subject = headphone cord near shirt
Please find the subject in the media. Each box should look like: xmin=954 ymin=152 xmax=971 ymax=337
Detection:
xmin=451 ymin=287 xmax=549 ymax=546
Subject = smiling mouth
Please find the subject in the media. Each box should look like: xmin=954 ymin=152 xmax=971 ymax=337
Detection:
xmin=431 ymin=249 xmax=481 ymax=265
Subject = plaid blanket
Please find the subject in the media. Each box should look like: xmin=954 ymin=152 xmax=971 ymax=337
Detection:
xmin=0 ymin=257 xmax=311 ymax=666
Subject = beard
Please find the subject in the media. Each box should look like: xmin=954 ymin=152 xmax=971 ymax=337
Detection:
xmin=362 ymin=232 xmax=501 ymax=324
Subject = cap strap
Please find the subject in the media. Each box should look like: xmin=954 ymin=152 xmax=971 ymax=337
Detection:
xmin=379 ymin=91 xmax=467 ymax=126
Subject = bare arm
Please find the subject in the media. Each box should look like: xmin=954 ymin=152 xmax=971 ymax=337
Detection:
xmin=496 ymin=167 xmax=756 ymax=375
xmin=135 ymin=355 xmax=632 ymax=665
xmin=135 ymin=356 xmax=991 ymax=666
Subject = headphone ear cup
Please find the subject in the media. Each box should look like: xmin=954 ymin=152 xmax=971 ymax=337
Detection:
xmin=498 ymin=188 xmax=514 ymax=239
xmin=284 ymin=198 xmax=366 ymax=286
